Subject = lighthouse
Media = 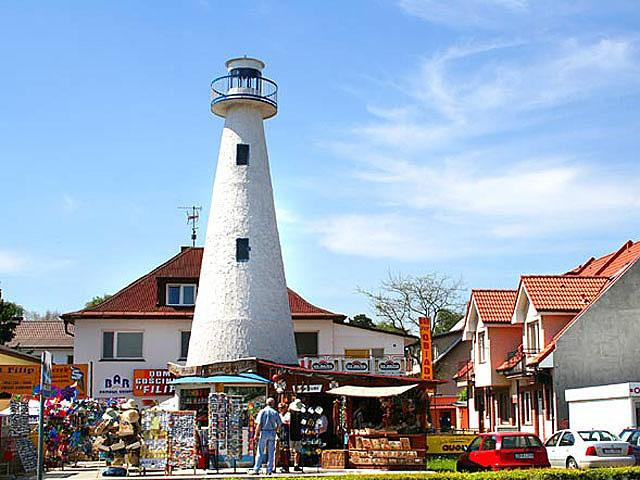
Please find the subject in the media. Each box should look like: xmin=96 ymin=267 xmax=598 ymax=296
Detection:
xmin=186 ymin=57 xmax=298 ymax=366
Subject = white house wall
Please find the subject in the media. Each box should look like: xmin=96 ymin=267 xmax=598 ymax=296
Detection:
xmin=74 ymin=318 xmax=192 ymax=399
xmin=292 ymin=320 xmax=335 ymax=354
xmin=333 ymin=324 xmax=406 ymax=355
xmin=74 ymin=316 xmax=409 ymax=399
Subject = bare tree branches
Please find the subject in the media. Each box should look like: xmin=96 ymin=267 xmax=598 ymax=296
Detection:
xmin=358 ymin=271 xmax=465 ymax=334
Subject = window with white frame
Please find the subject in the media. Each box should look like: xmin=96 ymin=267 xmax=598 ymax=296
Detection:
xmin=523 ymin=391 xmax=532 ymax=424
xmin=166 ymin=284 xmax=197 ymax=306
xmin=527 ymin=321 xmax=540 ymax=352
xmin=102 ymin=331 xmax=143 ymax=360
xmin=477 ymin=331 xmax=486 ymax=363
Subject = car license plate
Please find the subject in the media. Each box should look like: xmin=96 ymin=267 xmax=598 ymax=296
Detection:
xmin=603 ymin=449 xmax=621 ymax=454
xmin=515 ymin=453 xmax=534 ymax=459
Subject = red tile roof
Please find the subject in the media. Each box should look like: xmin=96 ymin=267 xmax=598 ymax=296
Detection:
xmin=470 ymin=290 xmax=517 ymax=323
xmin=61 ymin=247 xmax=345 ymax=321
xmin=453 ymin=360 xmax=474 ymax=380
xmin=8 ymin=321 xmax=74 ymax=349
xmin=520 ymin=275 xmax=608 ymax=312
xmin=526 ymin=341 xmax=556 ymax=367
xmin=568 ymin=239 xmax=640 ymax=278
xmin=496 ymin=344 xmax=524 ymax=372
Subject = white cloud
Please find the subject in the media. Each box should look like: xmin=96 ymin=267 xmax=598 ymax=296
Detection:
xmin=275 ymin=207 xmax=298 ymax=224
xmin=0 ymin=250 xmax=28 ymax=274
xmin=62 ymin=194 xmax=78 ymax=212
xmin=310 ymin=35 xmax=640 ymax=259
xmin=0 ymin=249 xmax=74 ymax=276
xmin=309 ymin=213 xmax=474 ymax=261
xmin=397 ymin=0 xmax=529 ymax=28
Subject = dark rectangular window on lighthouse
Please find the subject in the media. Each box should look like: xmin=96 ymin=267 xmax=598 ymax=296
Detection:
xmin=236 ymin=238 xmax=250 ymax=262
xmin=236 ymin=144 xmax=250 ymax=165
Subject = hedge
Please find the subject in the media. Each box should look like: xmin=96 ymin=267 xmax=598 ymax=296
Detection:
xmin=278 ymin=467 xmax=640 ymax=480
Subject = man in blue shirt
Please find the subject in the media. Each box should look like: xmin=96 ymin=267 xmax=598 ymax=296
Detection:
xmin=250 ymin=397 xmax=282 ymax=475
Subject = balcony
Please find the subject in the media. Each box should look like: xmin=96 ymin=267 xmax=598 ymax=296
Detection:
xmin=298 ymin=354 xmax=412 ymax=376
xmin=498 ymin=346 xmax=540 ymax=378
xmin=210 ymin=74 xmax=278 ymax=119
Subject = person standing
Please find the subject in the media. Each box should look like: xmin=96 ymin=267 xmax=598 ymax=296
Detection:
xmin=288 ymin=398 xmax=305 ymax=472
xmin=250 ymin=398 xmax=282 ymax=475
xmin=277 ymin=402 xmax=290 ymax=473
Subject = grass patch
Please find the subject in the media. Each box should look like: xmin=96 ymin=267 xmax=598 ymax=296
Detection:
xmin=426 ymin=455 xmax=457 ymax=472
xmin=277 ymin=467 xmax=640 ymax=479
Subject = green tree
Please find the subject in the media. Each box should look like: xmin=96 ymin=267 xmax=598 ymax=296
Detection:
xmin=85 ymin=294 xmax=112 ymax=309
xmin=0 ymin=299 xmax=23 ymax=344
xmin=349 ymin=313 xmax=375 ymax=328
xmin=434 ymin=309 xmax=464 ymax=335
xmin=374 ymin=321 xmax=408 ymax=335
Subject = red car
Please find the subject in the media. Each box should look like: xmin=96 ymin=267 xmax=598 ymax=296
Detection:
xmin=456 ymin=432 xmax=550 ymax=472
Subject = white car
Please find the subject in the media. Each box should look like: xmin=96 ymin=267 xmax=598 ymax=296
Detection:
xmin=545 ymin=429 xmax=635 ymax=469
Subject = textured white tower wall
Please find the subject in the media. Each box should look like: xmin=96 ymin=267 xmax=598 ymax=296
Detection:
xmin=187 ymin=102 xmax=298 ymax=366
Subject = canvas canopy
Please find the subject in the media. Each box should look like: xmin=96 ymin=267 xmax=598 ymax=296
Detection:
xmin=327 ymin=384 xmax=418 ymax=398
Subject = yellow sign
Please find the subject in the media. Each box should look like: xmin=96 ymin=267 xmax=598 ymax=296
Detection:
xmin=0 ymin=364 xmax=89 ymax=398
xmin=426 ymin=434 xmax=476 ymax=455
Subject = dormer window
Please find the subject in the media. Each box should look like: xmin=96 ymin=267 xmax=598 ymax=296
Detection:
xmin=166 ymin=284 xmax=197 ymax=306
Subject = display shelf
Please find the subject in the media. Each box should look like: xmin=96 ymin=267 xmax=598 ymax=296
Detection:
xmin=347 ymin=432 xmax=426 ymax=470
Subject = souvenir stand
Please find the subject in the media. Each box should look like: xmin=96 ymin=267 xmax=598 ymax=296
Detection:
xmin=8 ymin=399 xmax=37 ymax=475
xmin=255 ymin=359 xmax=439 ymax=471
xmin=169 ymin=370 xmax=270 ymax=470
xmin=170 ymin=410 xmax=197 ymax=472
xmin=140 ymin=408 xmax=170 ymax=473
xmin=328 ymin=384 xmax=427 ymax=470
xmin=43 ymin=396 xmax=108 ymax=467
xmin=168 ymin=358 xmax=441 ymax=472
xmin=140 ymin=408 xmax=197 ymax=474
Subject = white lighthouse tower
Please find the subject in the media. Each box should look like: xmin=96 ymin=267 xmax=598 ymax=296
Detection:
xmin=186 ymin=57 xmax=298 ymax=366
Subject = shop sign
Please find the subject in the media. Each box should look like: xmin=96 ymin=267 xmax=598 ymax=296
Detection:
xmin=0 ymin=364 xmax=89 ymax=398
xmin=201 ymin=358 xmax=257 ymax=377
xmin=629 ymin=383 xmax=640 ymax=396
xmin=294 ymin=384 xmax=323 ymax=393
xmin=310 ymin=359 xmax=336 ymax=371
xmin=133 ymin=369 xmax=175 ymax=396
xmin=344 ymin=359 xmax=369 ymax=372
xmin=419 ymin=316 xmax=433 ymax=380
xmin=426 ymin=434 xmax=475 ymax=455
xmin=167 ymin=362 xmax=197 ymax=377
xmin=98 ymin=373 xmax=133 ymax=396
xmin=377 ymin=359 xmax=402 ymax=373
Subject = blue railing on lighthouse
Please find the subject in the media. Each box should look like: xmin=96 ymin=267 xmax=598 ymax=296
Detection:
xmin=211 ymin=73 xmax=278 ymax=110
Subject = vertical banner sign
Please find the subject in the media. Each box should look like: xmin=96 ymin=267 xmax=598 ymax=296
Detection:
xmin=419 ymin=317 xmax=433 ymax=380
xmin=37 ymin=351 xmax=52 ymax=480
xmin=41 ymin=351 xmax=52 ymax=397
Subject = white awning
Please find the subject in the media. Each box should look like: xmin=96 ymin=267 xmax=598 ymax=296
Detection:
xmin=327 ymin=384 xmax=418 ymax=398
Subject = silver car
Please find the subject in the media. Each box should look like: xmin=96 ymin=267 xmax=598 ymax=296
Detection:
xmin=545 ymin=429 xmax=635 ymax=469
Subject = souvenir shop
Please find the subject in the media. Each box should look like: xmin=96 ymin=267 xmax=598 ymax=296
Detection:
xmin=167 ymin=358 xmax=441 ymax=472
xmin=170 ymin=372 xmax=271 ymax=470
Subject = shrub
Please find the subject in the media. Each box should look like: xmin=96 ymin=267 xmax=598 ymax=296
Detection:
xmin=285 ymin=467 xmax=640 ymax=480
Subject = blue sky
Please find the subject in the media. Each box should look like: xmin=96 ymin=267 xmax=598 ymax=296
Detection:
xmin=2 ymin=0 xmax=640 ymax=317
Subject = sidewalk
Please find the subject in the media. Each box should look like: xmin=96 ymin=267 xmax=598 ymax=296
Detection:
xmin=42 ymin=462 xmax=433 ymax=479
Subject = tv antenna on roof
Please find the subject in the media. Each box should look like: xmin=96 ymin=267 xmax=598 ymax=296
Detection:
xmin=179 ymin=205 xmax=202 ymax=247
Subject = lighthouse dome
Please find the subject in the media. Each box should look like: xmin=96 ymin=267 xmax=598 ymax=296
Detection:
xmin=211 ymin=56 xmax=277 ymax=119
